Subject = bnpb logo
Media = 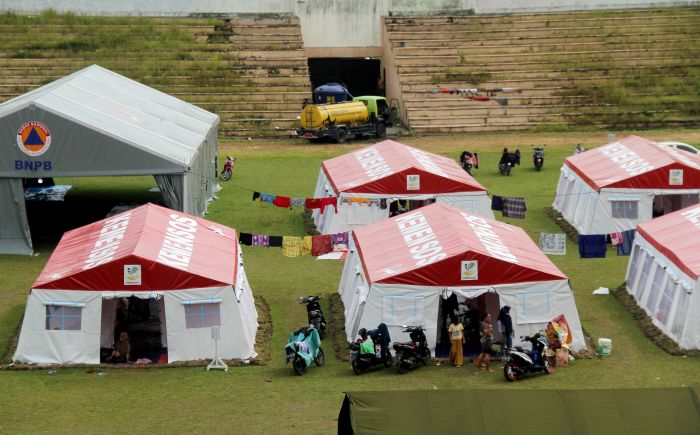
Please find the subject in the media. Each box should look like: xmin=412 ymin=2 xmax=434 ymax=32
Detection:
xmin=17 ymin=121 xmax=51 ymax=157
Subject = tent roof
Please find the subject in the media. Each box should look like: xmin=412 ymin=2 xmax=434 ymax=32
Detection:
xmin=321 ymin=140 xmax=487 ymax=194
xmin=33 ymin=203 xmax=238 ymax=291
xmin=563 ymin=135 xmax=700 ymax=191
xmin=353 ymin=203 xmax=566 ymax=286
xmin=636 ymin=204 xmax=700 ymax=280
xmin=0 ymin=65 xmax=219 ymax=167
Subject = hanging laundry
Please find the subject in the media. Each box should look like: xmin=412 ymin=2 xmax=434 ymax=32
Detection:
xmin=282 ymin=236 xmax=305 ymax=257
xmin=290 ymin=197 xmax=305 ymax=208
xmin=349 ymin=197 xmax=370 ymax=206
xmin=252 ymin=234 xmax=269 ymax=247
xmin=311 ymin=235 xmax=333 ymax=256
xmin=273 ymin=196 xmax=291 ymax=208
xmin=303 ymin=236 xmax=313 ymax=255
xmin=239 ymin=232 xmax=253 ymax=246
xmin=539 ymin=233 xmax=566 ymax=256
xmin=252 ymin=191 xmax=261 ymax=202
xmin=331 ymin=231 xmax=349 ymax=247
xmin=578 ymin=235 xmax=607 ymax=258
xmin=380 ymin=198 xmax=387 ymax=209
xmin=502 ymin=197 xmax=526 ymax=219
xmin=268 ymin=235 xmax=283 ymax=247
xmin=491 ymin=195 xmax=504 ymax=211
xmin=306 ymin=197 xmax=338 ymax=213
xmin=260 ymin=193 xmax=276 ymax=204
xmin=610 ymin=231 xmax=623 ymax=246
xmin=617 ymin=229 xmax=636 ymax=256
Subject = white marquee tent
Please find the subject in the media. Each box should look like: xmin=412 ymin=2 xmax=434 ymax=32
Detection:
xmin=625 ymin=204 xmax=700 ymax=349
xmin=553 ymin=135 xmax=700 ymax=235
xmin=13 ymin=203 xmax=258 ymax=365
xmin=312 ymin=140 xmax=493 ymax=234
xmin=338 ymin=203 xmax=586 ymax=352
xmin=0 ymin=65 xmax=220 ymax=255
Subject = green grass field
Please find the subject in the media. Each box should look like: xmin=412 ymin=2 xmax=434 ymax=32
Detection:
xmin=2 ymin=130 xmax=700 ymax=433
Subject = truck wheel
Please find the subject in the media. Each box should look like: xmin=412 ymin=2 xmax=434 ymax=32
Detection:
xmin=335 ymin=129 xmax=347 ymax=144
xmin=375 ymin=122 xmax=386 ymax=138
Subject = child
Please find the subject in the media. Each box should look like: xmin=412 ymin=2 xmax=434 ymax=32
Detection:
xmin=448 ymin=315 xmax=464 ymax=367
xmin=474 ymin=313 xmax=494 ymax=372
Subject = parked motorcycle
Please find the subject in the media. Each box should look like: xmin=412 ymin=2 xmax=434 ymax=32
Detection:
xmin=498 ymin=149 xmax=520 ymax=176
xmin=532 ymin=145 xmax=545 ymax=172
xmin=284 ymin=326 xmax=325 ymax=376
xmin=349 ymin=323 xmax=393 ymax=375
xmin=220 ymin=155 xmax=235 ymax=181
xmin=459 ymin=151 xmax=479 ymax=175
xmin=503 ymin=332 xmax=553 ymax=382
xmin=393 ymin=325 xmax=431 ymax=374
xmin=298 ymin=295 xmax=327 ymax=339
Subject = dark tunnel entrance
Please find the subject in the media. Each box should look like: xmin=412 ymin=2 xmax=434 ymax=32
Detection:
xmin=308 ymin=58 xmax=382 ymax=97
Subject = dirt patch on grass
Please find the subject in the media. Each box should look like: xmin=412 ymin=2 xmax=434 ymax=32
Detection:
xmin=544 ymin=207 xmax=579 ymax=243
xmin=302 ymin=209 xmax=320 ymax=236
xmin=572 ymin=328 xmax=598 ymax=359
xmin=610 ymin=283 xmax=699 ymax=357
xmin=328 ymin=293 xmax=350 ymax=362
xmin=2 ymin=296 xmax=273 ymax=370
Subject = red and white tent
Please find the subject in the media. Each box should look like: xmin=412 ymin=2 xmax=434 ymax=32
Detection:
xmin=625 ymin=204 xmax=700 ymax=349
xmin=338 ymin=203 xmax=585 ymax=351
xmin=14 ymin=203 xmax=258 ymax=365
xmin=312 ymin=140 xmax=493 ymax=234
xmin=553 ymin=135 xmax=700 ymax=235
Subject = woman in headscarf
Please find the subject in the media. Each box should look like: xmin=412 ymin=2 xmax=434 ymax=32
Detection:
xmin=497 ymin=306 xmax=514 ymax=360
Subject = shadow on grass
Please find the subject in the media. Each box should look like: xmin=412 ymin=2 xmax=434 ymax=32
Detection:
xmin=328 ymin=293 xmax=349 ymax=362
xmin=1 ymin=296 xmax=273 ymax=369
xmin=611 ymin=283 xmax=700 ymax=357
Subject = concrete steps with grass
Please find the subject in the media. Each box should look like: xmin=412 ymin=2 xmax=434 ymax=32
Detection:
xmin=0 ymin=15 xmax=311 ymax=138
xmin=385 ymin=7 xmax=700 ymax=133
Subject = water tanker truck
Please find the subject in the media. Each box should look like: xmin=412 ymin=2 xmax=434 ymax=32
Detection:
xmin=296 ymin=96 xmax=394 ymax=143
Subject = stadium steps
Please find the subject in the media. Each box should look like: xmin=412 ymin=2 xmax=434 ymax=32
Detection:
xmin=0 ymin=14 xmax=310 ymax=138
xmin=384 ymin=7 xmax=700 ymax=133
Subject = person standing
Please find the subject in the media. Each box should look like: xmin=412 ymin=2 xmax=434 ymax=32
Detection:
xmin=474 ymin=313 xmax=493 ymax=372
xmin=497 ymin=306 xmax=514 ymax=360
xmin=448 ymin=315 xmax=465 ymax=367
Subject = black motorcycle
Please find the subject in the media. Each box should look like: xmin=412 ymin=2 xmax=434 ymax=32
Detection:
xmin=349 ymin=323 xmax=393 ymax=375
xmin=498 ymin=149 xmax=520 ymax=176
xmin=393 ymin=325 xmax=431 ymax=374
xmin=532 ymin=145 xmax=545 ymax=172
xmin=503 ymin=332 xmax=553 ymax=382
xmin=459 ymin=151 xmax=478 ymax=175
xmin=299 ymin=295 xmax=326 ymax=339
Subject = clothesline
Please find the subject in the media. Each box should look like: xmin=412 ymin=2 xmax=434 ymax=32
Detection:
xmin=237 ymin=231 xmax=351 ymax=258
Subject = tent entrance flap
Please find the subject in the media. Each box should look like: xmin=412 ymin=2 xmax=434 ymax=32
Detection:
xmin=0 ymin=177 xmax=33 ymax=255
xmin=653 ymin=193 xmax=699 ymax=218
xmin=100 ymin=296 xmax=166 ymax=364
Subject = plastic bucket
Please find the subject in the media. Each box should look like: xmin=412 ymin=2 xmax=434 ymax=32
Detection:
xmin=598 ymin=338 xmax=612 ymax=356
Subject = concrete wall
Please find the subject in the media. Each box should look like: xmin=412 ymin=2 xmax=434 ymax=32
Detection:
xmin=2 ymin=0 xmax=698 ymax=49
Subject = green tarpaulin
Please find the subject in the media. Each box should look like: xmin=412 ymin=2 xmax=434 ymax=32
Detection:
xmin=339 ymin=387 xmax=700 ymax=435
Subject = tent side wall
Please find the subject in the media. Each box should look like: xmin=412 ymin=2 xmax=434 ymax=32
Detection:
xmin=318 ymin=192 xmax=493 ymax=235
xmin=164 ymin=285 xmax=257 ymax=363
xmin=13 ymin=289 xmax=102 ymax=364
xmin=555 ymin=164 xmax=700 ymax=235
xmin=0 ymin=177 xmax=33 ymax=255
xmin=625 ymin=233 xmax=699 ymax=349
xmin=338 ymin=239 xmax=372 ymax=341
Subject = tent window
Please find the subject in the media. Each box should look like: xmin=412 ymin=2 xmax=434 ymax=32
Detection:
xmin=611 ymin=200 xmax=638 ymax=219
xmin=636 ymin=254 xmax=654 ymax=301
xmin=517 ymin=291 xmax=553 ymax=324
xmin=655 ymin=279 xmax=677 ymax=326
xmin=383 ymin=296 xmax=423 ymax=326
xmin=185 ymin=303 xmax=221 ymax=329
xmin=646 ymin=264 xmax=665 ymax=312
xmin=45 ymin=305 xmax=82 ymax=331
xmin=671 ymin=287 xmax=690 ymax=338
xmin=627 ymin=245 xmax=642 ymax=290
